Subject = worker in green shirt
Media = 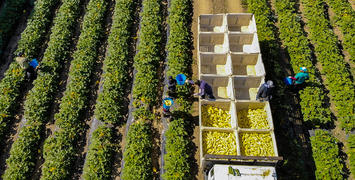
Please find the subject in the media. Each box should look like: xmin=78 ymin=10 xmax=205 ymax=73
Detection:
xmin=293 ymin=67 xmax=309 ymax=85
xmin=288 ymin=67 xmax=309 ymax=92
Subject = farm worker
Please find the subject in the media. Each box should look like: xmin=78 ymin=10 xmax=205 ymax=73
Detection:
xmin=15 ymin=52 xmax=38 ymax=81
xmin=187 ymin=79 xmax=215 ymax=100
xmin=167 ymin=76 xmax=177 ymax=97
xmin=256 ymin=80 xmax=274 ymax=102
xmin=292 ymin=67 xmax=309 ymax=85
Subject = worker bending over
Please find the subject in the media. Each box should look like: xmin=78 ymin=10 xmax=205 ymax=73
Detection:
xmin=167 ymin=76 xmax=177 ymax=97
xmin=256 ymin=80 xmax=274 ymax=102
xmin=15 ymin=52 xmax=39 ymax=81
xmin=289 ymin=67 xmax=309 ymax=92
xmin=292 ymin=67 xmax=309 ymax=85
xmin=187 ymin=79 xmax=215 ymax=100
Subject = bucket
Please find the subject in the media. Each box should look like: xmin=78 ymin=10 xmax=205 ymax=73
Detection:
xmin=284 ymin=77 xmax=293 ymax=85
xmin=29 ymin=59 xmax=39 ymax=69
xmin=163 ymin=97 xmax=173 ymax=110
xmin=176 ymin=74 xmax=186 ymax=85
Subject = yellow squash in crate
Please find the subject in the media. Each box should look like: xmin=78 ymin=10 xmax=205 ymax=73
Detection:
xmin=202 ymin=105 xmax=231 ymax=128
xmin=239 ymin=133 xmax=274 ymax=156
xmin=238 ymin=109 xmax=269 ymax=129
xmin=203 ymin=131 xmax=237 ymax=155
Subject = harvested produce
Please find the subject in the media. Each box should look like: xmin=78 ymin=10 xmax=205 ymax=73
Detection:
xmin=239 ymin=132 xmax=274 ymax=156
xmin=203 ymin=131 xmax=237 ymax=155
xmin=202 ymin=105 xmax=231 ymax=128
xmin=238 ymin=109 xmax=269 ymax=129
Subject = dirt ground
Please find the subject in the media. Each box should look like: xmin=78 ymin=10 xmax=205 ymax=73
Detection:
xmin=191 ymin=0 xmax=247 ymax=179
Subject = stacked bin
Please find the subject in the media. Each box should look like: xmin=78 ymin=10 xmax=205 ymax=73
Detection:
xmin=198 ymin=14 xmax=280 ymax=167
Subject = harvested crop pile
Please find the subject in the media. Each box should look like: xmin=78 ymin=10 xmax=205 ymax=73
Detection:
xmin=239 ymin=132 xmax=274 ymax=156
xmin=202 ymin=105 xmax=231 ymax=128
xmin=238 ymin=109 xmax=269 ymax=129
xmin=203 ymin=131 xmax=237 ymax=155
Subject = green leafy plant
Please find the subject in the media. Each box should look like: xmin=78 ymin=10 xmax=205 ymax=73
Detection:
xmin=40 ymin=0 xmax=108 ymax=178
xmin=95 ymin=0 xmax=136 ymax=125
xmin=83 ymin=0 xmax=136 ymax=178
xmin=301 ymin=0 xmax=355 ymax=132
xmin=2 ymin=0 xmax=80 ymax=179
xmin=274 ymin=0 xmax=332 ymax=125
xmin=82 ymin=125 xmax=115 ymax=180
xmin=132 ymin=0 xmax=163 ymax=108
xmin=122 ymin=122 xmax=153 ymax=179
xmin=122 ymin=0 xmax=163 ymax=178
xmin=162 ymin=0 xmax=193 ymax=178
xmin=310 ymin=130 xmax=345 ymax=179
xmin=163 ymin=119 xmax=191 ymax=179
xmin=0 ymin=0 xmax=59 ymax=148
xmin=325 ymin=0 xmax=355 ymax=63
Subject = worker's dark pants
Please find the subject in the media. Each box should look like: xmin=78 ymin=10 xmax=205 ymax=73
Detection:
xmin=201 ymin=92 xmax=215 ymax=99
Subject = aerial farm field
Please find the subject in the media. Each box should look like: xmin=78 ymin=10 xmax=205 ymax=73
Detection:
xmin=0 ymin=0 xmax=353 ymax=179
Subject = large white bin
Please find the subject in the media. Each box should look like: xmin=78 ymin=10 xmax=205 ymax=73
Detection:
xmin=227 ymin=13 xmax=257 ymax=33
xmin=199 ymin=14 xmax=226 ymax=33
xmin=199 ymin=53 xmax=231 ymax=75
xmin=200 ymin=76 xmax=233 ymax=99
xmin=228 ymin=33 xmax=260 ymax=53
xmin=199 ymin=33 xmax=229 ymax=53
xmin=230 ymin=53 xmax=265 ymax=76
xmin=233 ymin=76 xmax=264 ymax=101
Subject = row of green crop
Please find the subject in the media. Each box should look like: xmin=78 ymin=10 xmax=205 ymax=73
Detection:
xmin=131 ymin=0 xmax=163 ymax=108
xmin=325 ymin=0 xmax=355 ymax=63
xmin=0 ymin=0 xmax=27 ymax=58
xmin=310 ymin=130 xmax=344 ymax=179
xmin=162 ymin=0 xmax=193 ymax=179
xmin=82 ymin=126 xmax=115 ymax=179
xmin=273 ymin=0 xmax=331 ymax=126
xmin=122 ymin=0 xmax=163 ymax=178
xmin=164 ymin=119 xmax=190 ymax=179
xmin=122 ymin=121 xmax=153 ymax=179
xmin=301 ymin=0 xmax=354 ymax=132
xmin=0 ymin=0 xmax=58 ymax=146
xmin=82 ymin=0 xmax=137 ymax=179
xmin=2 ymin=0 xmax=81 ymax=179
xmin=39 ymin=0 xmax=108 ymax=178
xmin=349 ymin=135 xmax=355 ymax=176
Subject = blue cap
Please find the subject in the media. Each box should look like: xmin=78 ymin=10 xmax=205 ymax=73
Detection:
xmin=300 ymin=67 xmax=307 ymax=72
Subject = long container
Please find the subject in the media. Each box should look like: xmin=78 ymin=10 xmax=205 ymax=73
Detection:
xmin=198 ymin=14 xmax=281 ymax=169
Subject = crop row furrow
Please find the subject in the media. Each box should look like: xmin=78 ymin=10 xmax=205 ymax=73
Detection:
xmin=325 ymin=0 xmax=355 ymax=63
xmin=301 ymin=0 xmax=354 ymax=132
xmin=39 ymin=0 xmax=108 ymax=178
xmin=0 ymin=0 xmax=58 ymax=148
xmin=122 ymin=0 xmax=163 ymax=179
xmin=0 ymin=0 xmax=27 ymax=58
xmin=273 ymin=0 xmax=331 ymax=125
xmin=163 ymin=0 xmax=193 ymax=179
xmin=82 ymin=0 xmax=137 ymax=179
xmin=1 ymin=0 xmax=81 ymax=179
